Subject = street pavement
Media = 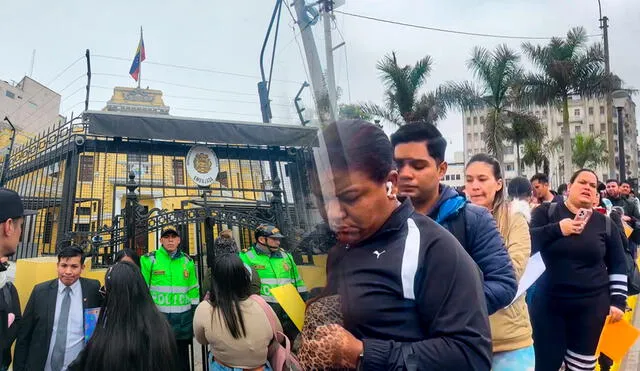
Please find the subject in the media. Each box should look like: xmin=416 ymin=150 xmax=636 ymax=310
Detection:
xmin=621 ymin=304 xmax=640 ymax=371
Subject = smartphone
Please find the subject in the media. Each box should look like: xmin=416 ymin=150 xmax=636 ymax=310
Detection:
xmin=575 ymin=208 xmax=593 ymax=223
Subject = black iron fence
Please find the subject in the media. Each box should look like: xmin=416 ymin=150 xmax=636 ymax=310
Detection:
xmin=2 ymin=114 xmax=321 ymax=266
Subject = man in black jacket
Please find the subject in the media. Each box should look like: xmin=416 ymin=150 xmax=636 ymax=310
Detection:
xmin=0 ymin=257 xmax=20 ymax=371
xmin=607 ymin=179 xmax=640 ymax=219
xmin=14 ymin=247 xmax=102 ymax=371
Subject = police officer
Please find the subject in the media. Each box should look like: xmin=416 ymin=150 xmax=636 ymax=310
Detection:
xmin=140 ymin=227 xmax=199 ymax=371
xmin=240 ymin=224 xmax=308 ymax=340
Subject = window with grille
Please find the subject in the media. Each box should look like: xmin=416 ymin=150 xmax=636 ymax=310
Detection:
xmin=76 ymin=207 xmax=91 ymax=215
xmin=172 ymin=159 xmax=185 ymax=185
xmin=588 ymin=107 xmax=594 ymax=115
xmin=128 ymin=154 xmax=149 ymax=163
xmin=79 ymin=156 xmax=94 ymax=182
xmin=43 ymin=212 xmax=53 ymax=244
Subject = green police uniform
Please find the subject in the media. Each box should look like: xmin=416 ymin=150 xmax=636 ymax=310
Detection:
xmin=239 ymin=245 xmax=308 ymax=302
xmin=140 ymin=246 xmax=199 ymax=340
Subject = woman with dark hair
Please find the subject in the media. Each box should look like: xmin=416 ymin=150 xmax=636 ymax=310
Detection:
xmin=193 ymin=253 xmax=280 ymax=371
xmin=465 ymin=154 xmax=534 ymax=370
xmin=299 ymin=120 xmax=491 ymax=370
xmin=114 ymin=248 xmax=140 ymax=267
xmin=529 ymin=169 xmax=627 ymax=371
xmin=68 ymin=261 xmax=179 ymax=371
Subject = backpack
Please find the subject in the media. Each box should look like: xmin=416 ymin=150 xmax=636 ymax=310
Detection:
xmin=547 ymin=203 xmax=640 ymax=295
xmin=448 ymin=207 xmax=468 ymax=252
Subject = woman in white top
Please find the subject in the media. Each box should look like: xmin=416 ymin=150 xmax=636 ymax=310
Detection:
xmin=193 ymin=254 xmax=281 ymax=371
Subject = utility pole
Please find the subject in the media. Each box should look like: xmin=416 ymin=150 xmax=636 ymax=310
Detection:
xmin=322 ymin=0 xmax=338 ymax=119
xmin=599 ymin=1 xmax=616 ymax=178
xmin=1 ymin=116 xmax=16 ymax=187
xmin=293 ymin=0 xmax=335 ymax=124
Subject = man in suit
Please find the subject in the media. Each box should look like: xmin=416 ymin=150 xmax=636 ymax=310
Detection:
xmin=14 ymin=246 xmax=102 ymax=371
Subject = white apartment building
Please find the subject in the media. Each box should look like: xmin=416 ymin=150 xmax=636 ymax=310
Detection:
xmin=442 ymin=151 xmax=465 ymax=188
xmin=0 ymin=76 xmax=62 ymax=133
xmin=463 ymin=96 xmax=639 ymax=189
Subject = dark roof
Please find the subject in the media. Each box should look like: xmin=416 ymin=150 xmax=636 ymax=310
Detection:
xmin=84 ymin=110 xmax=319 ymax=147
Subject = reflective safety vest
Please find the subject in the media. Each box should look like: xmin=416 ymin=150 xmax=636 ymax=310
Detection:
xmin=239 ymin=245 xmax=307 ymax=303
xmin=140 ymin=246 xmax=199 ymax=339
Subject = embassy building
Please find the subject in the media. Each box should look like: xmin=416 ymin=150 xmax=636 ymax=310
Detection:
xmin=2 ymin=86 xmax=323 ymax=270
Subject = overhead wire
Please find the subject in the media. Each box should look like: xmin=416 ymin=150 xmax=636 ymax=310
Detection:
xmin=5 ymin=55 xmax=85 ymax=119
xmin=12 ymin=75 xmax=88 ymax=134
xmin=92 ymin=72 xmax=290 ymax=100
xmin=332 ymin=15 xmax=352 ymax=103
xmin=283 ymin=1 xmax=312 ymax=89
xmin=335 ymin=10 xmax=602 ymax=40
xmin=92 ymin=54 xmax=300 ymax=84
xmin=90 ymin=85 xmax=291 ymax=107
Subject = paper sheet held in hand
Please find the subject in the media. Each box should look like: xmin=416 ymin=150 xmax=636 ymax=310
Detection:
xmin=508 ymin=252 xmax=545 ymax=306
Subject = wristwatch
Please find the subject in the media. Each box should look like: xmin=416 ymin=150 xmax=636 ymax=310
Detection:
xmin=355 ymin=351 xmax=364 ymax=371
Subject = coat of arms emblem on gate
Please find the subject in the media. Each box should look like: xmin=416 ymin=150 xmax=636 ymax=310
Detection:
xmin=194 ymin=153 xmax=212 ymax=174
xmin=186 ymin=146 xmax=219 ymax=186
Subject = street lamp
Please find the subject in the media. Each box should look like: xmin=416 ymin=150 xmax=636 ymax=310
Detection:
xmin=612 ymin=90 xmax=630 ymax=182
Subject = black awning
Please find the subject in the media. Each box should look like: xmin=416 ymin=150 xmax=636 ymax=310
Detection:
xmin=84 ymin=111 xmax=319 ymax=147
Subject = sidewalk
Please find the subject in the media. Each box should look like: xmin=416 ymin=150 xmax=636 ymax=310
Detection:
xmin=621 ymin=303 xmax=640 ymax=371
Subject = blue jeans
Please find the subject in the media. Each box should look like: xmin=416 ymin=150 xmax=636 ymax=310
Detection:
xmin=493 ymin=345 xmax=535 ymax=371
xmin=209 ymin=353 xmax=272 ymax=371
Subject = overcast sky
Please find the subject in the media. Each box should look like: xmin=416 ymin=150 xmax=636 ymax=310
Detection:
xmin=1 ymin=0 xmax=638 ymax=160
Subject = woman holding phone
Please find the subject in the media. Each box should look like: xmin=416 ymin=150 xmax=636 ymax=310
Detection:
xmin=529 ymin=169 xmax=627 ymax=371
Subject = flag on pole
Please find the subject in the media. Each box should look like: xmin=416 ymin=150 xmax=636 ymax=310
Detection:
xmin=129 ymin=28 xmax=146 ymax=82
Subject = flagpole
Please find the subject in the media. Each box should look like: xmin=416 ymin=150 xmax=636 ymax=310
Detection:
xmin=138 ymin=26 xmax=142 ymax=89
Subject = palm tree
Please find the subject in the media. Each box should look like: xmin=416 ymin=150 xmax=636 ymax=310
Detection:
xmin=521 ymin=139 xmax=548 ymax=174
xmin=441 ymin=45 xmax=532 ymax=164
xmin=506 ymin=111 xmax=545 ymax=175
xmin=572 ymin=134 xmax=608 ymax=169
xmin=338 ymin=104 xmax=372 ymax=121
xmin=521 ymin=136 xmax=562 ymax=174
xmin=361 ymin=52 xmax=447 ymax=126
xmin=522 ymin=27 xmax=609 ymax=181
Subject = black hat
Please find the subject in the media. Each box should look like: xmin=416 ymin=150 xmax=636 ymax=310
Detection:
xmin=508 ymin=177 xmax=532 ymax=199
xmin=0 ymin=188 xmax=36 ymax=223
xmin=255 ymin=224 xmax=285 ymax=240
xmin=161 ymin=227 xmax=180 ymax=237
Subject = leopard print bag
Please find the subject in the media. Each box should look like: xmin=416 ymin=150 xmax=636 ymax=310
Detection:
xmin=298 ymin=295 xmax=352 ymax=371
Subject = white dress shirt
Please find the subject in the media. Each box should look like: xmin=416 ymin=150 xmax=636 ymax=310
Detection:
xmin=44 ymin=279 xmax=85 ymax=371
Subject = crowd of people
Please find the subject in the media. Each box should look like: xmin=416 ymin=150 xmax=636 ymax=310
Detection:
xmin=0 ymin=118 xmax=639 ymax=370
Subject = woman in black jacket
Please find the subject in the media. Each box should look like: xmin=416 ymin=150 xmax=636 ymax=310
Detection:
xmin=299 ymin=120 xmax=492 ymax=370
xmin=529 ymin=169 xmax=627 ymax=371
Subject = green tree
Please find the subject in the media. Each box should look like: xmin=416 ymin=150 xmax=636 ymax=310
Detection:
xmin=522 ymin=27 xmax=609 ymax=181
xmin=507 ymin=111 xmax=545 ymax=175
xmin=361 ymin=52 xmax=447 ymax=126
xmin=572 ymin=134 xmax=608 ymax=169
xmin=521 ymin=136 xmax=563 ymax=175
xmin=521 ymin=139 xmax=548 ymax=174
xmin=441 ymin=45 xmax=533 ymax=164
xmin=338 ymin=104 xmax=372 ymax=121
